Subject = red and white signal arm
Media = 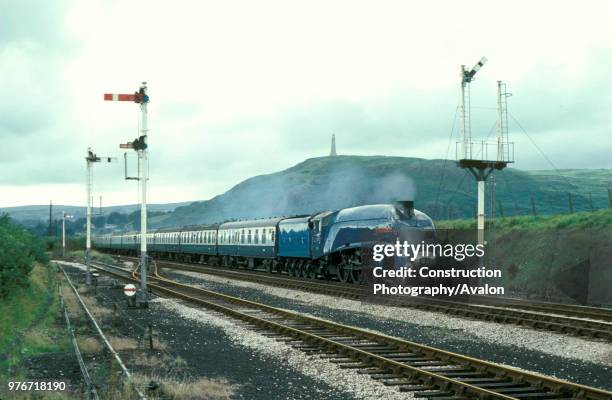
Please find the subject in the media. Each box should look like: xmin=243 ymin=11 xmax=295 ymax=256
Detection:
xmin=123 ymin=284 xmax=137 ymax=297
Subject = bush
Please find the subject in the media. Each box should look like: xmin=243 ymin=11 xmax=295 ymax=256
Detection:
xmin=0 ymin=214 xmax=47 ymax=299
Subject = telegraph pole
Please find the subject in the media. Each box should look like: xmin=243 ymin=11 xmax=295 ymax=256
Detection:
xmin=85 ymin=149 xmax=114 ymax=285
xmin=105 ymin=82 xmax=150 ymax=306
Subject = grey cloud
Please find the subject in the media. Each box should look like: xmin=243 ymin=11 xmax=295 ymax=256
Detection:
xmin=0 ymin=0 xmax=72 ymax=49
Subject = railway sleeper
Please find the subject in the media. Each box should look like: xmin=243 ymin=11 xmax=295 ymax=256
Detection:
xmin=453 ymin=377 xmax=506 ymax=383
xmin=318 ymin=336 xmax=356 ymax=341
xmin=369 ymin=373 xmax=404 ymax=380
xmin=377 ymin=354 xmax=427 ymax=361
xmin=306 ymin=332 xmax=347 ymax=337
xmin=398 ymin=385 xmax=436 ymax=392
xmin=493 ymin=386 xmax=549 ymax=394
xmin=328 ymin=358 xmax=357 ymax=363
xmin=356 ymin=368 xmax=390 ymax=374
xmin=319 ymin=353 xmax=354 ymax=359
xmin=439 ymin=371 xmax=490 ymax=378
xmin=402 ymin=359 xmax=444 ymax=365
xmin=413 ymin=390 xmax=455 ymax=398
xmin=427 ymin=397 xmax=469 ymax=400
xmin=505 ymin=392 xmax=562 ymax=399
xmin=301 ymin=347 xmax=328 ymax=354
xmin=380 ymin=378 xmax=416 ymax=386
xmin=420 ymin=367 xmax=473 ymax=374
xmin=350 ymin=345 xmax=400 ymax=352
xmin=475 ymin=381 xmax=527 ymax=389
xmin=361 ymin=349 xmax=414 ymax=355
xmin=337 ymin=363 xmax=375 ymax=369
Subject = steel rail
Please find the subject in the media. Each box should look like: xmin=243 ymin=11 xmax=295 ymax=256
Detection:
xmin=90 ymin=261 xmax=612 ymax=400
xmin=119 ymin=255 xmax=612 ymax=320
xmin=59 ymin=265 xmax=147 ymax=400
xmin=59 ymin=284 xmax=100 ymax=400
xmin=117 ymin=256 xmax=612 ymax=340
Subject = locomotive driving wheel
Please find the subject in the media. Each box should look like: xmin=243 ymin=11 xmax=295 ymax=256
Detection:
xmin=305 ymin=263 xmax=317 ymax=279
xmin=337 ymin=264 xmax=351 ymax=283
xmin=348 ymin=269 xmax=362 ymax=284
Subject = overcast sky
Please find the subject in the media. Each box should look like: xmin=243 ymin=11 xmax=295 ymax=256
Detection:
xmin=1 ymin=0 xmax=611 ymax=207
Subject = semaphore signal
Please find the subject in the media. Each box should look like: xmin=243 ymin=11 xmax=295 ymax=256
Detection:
xmin=104 ymin=82 xmax=150 ymax=307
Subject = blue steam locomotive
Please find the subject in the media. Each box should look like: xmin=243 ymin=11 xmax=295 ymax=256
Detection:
xmin=93 ymin=201 xmax=434 ymax=283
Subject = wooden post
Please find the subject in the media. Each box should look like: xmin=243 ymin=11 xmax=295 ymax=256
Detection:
xmin=530 ymin=196 xmax=537 ymax=216
xmin=568 ymin=192 xmax=574 ymax=213
xmin=498 ymin=201 xmax=504 ymax=218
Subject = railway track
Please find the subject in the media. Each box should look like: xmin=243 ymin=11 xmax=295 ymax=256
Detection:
xmin=89 ymin=260 xmax=611 ymax=400
xmin=116 ymin=256 xmax=612 ymax=341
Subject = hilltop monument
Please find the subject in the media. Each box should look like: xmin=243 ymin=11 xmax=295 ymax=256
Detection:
xmin=330 ymin=134 xmax=337 ymax=156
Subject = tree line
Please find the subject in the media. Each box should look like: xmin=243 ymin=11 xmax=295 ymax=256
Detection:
xmin=0 ymin=215 xmax=47 ymax=298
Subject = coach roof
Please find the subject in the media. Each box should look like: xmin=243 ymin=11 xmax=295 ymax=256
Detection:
xmin=219 ymin=217 xmax=284 ymax=230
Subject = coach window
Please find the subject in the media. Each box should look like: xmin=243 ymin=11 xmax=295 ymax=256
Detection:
xmin=254 ymin=229 xmax=258 ymax=244
xmin=262 ymin=229 xmax=266 ymax=244
xmin=270 ymin=228 xmax=275 ymax=242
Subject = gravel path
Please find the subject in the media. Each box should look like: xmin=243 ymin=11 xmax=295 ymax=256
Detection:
xmin=166 ymin=268 xmax=612 ymax=390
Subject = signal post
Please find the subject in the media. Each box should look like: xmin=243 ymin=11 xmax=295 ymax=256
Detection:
xmin=105 ymin=83 xmax=150 ymax=306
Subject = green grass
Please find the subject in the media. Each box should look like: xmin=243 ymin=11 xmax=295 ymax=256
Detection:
xmin=0 ymin=264 xmax=69 ymax=374
xmin=436 ymin=209 xmax=612 ymax=304
xmin=436 ymin=208 xmax=612 ymax=230
xmin=66 ymin=249 xmax=114 ymax=264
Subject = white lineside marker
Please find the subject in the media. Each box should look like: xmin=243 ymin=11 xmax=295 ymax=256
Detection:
xmin=123 ymin=284 xmax=137 ymax=297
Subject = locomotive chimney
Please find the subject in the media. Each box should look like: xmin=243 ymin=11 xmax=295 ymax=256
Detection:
xmin=395 ymin=200 xmax=414 ymax=217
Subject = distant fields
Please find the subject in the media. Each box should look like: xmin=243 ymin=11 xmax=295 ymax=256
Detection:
xmin=437 ymin=208 xmax=612 ymax=230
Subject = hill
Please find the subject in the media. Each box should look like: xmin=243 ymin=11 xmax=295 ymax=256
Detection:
xmin=0 ymin=202 xmax=190 ymax=226
xmin=157 ymin=156 xmax=612 ymax=227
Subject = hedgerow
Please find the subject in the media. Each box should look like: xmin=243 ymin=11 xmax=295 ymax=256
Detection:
xmin=0 ymin=214 xmax=47 ymax=298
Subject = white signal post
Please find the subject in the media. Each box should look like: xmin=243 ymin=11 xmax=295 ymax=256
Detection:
xmin=105 ymin=82 xmax=150 ymax=306
xmin=139 ymin=83 xmax=149 ymax=305
xmin=456 ymin=58 xmax=513 ymax=268
xmin=85 ymin=149 xmax=114 ymax=285
xmin=62 ymin=212 xmax=73 ymax=258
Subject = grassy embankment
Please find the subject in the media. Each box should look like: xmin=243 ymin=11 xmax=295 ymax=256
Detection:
xmin=0 ymin=216 xmax=72 ymax=399
xmin=436 ymin=209 xmax=612 ymax=305
xmin=0 ymin=264 xmax=69 ymax=372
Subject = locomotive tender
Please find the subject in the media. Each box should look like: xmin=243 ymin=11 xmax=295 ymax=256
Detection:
xmin=93 ymin=201 xmax=434 ymax=284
